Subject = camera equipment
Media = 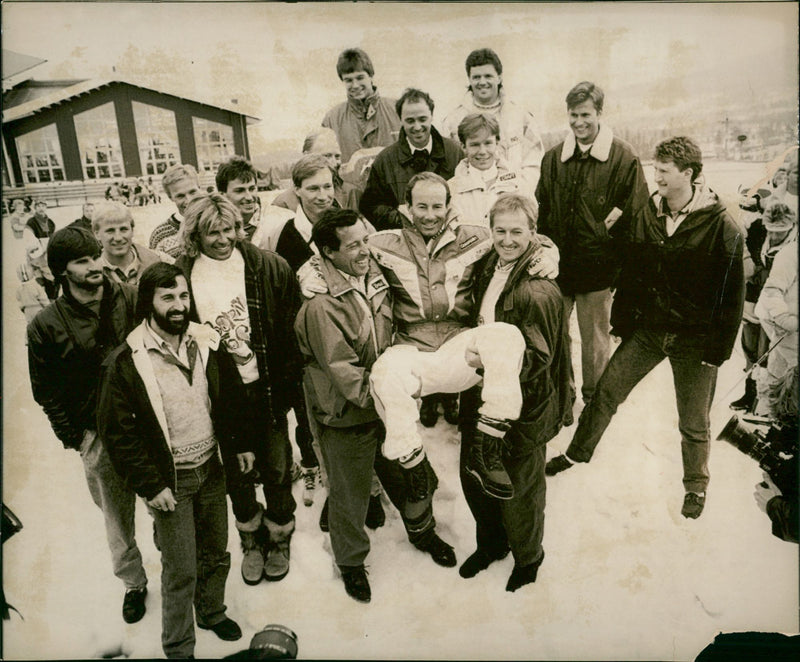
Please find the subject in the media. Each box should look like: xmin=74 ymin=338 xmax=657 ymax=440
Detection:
xmin=224 ymin=624 xmax=298 ymax=659
xmin=717 ymin=415 xmax=798 ymax=496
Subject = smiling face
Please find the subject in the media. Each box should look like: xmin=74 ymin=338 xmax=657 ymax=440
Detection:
xmin=409 ymin=180 xmax=448 ymax=238
xmin=224 ymin=176 xmax=259 ymax=221
xmin=296 ymin=169 xmax=335 ymax=223
xmin=342 ymin=70 xmax=374 ymax=102
xmin=653 ymin=159 xmax=693 ymax=202
xmin=96 ymin=219 xmax=134 ymax=260
xmin=400 ymin=99 xmax=433 ymax=150
xmin=324 ymin=220 xmax=371 ymax=278
xmin=568 ymin=99 xmax=601 ymax=146
xmin=491 ymin=208 xmax=533 ymax=266
xmin=151 ymin=275 xmax=191 ymax=337
xmin=464 ymin=126 xmax=499 ymax=171
xmin=469 ymin=64 xmax=501 ymax=105
xmin=199 ymin=219 xmax=237 ymax=261
xmin=166 ymin=176 xmax=203 ymax=216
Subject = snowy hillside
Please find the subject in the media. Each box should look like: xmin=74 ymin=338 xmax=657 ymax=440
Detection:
xmin=2 ymin=163 xmax=797 ymax=660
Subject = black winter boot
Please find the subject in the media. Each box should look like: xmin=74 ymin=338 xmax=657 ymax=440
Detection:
xmin=419 ymin=395 xmax=439 ymax=427
xmin=730 ymin=377 xmax=757 ymax=412
xmin=465 ymin=417 xmax=514 ymax=500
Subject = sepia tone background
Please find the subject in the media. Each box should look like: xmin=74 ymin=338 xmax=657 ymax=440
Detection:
xmin=2 ymin=2 xmax=798 ymax=660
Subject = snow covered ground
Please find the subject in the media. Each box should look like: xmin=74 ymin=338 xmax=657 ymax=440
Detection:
xmin=2 ymin=162 xmax=798 ymax=660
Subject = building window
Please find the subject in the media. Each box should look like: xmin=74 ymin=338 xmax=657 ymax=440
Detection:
xmin=74 ymin=102 xmax=124 ymax=180
xmin=193 ymin=117 xmax=235 ymax=173
xmin=132 ymin=101 xmax=180 ymax=175
xmin=15 ymin=124 xmax=66 ymax=184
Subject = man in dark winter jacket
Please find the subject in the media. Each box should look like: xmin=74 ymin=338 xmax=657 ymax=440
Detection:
xmin=176 ymin=193 xmax=302 ymax=585
xmin=460 ymin=193 xmax=573 ymax=592
xmin=546 ymin=136 xmax=745 ymax=521
xmin=359 ymin=88 xmax=464 ymax=231
xmin=536 ymin=81 xmax=650 ymax=405
xmin=98 ymin=262 xmax=248 ymax=658
xmin=27 ymin=226 xmax=148 ymax=624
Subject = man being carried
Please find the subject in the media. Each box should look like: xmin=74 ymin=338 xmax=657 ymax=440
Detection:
xmin=295 ymin=208 xmax=457 ymax=602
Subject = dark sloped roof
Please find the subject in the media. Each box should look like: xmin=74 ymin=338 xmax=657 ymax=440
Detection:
xmin=3 ymin=78 xmax=260 ymax=124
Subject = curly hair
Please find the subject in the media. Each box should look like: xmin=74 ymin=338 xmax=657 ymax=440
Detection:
xmin=654 ymin=136 xmax=703 ymax=182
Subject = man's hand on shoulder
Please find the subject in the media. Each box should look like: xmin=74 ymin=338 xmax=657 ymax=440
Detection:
xmin=527 ymin=235 xmax=560 ymax=279
xmin=297 ymin=255 xmax=328 ymax=299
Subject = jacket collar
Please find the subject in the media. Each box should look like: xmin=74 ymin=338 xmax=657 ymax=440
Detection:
xmin=397 ymin=126 xmax=447 ymax=166
xmin=560 ymin=123 xmax=614 ymax=163
xmin=320 ymin=256 xmax=389 ymax=300
xmin=450 ymin=157 xmax=514 ymax=194
xmin=60 ymin=273 xmax=117 ymax=316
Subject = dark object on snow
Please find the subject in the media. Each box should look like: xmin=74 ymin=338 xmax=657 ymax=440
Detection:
xmin=717 ymin=415 xmax=797 ymax=497
xmin=225 ymin=624 xmax=298 ymax=659
xmin=2 ymin=504 xmax=24 ymax=620
xmin=695 ymin=631 xmax=800 ymax=662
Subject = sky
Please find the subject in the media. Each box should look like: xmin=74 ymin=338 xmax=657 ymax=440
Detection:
xmin=2 ymin=1 xmax=798 ymax=155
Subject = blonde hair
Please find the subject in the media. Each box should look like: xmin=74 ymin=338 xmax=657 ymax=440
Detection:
xmin=180 ymin=193 xmax=246 ymax=258
xmin=91 ymin=201 xmax=134 ymax=233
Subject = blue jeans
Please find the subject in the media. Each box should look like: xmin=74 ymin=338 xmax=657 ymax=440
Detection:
xmin=80 ymin=430 xmax=147 ymax=591
xmin=566 ymin=328 xmax=717 ymax=493
xmin=151 ymin=456 xmax=231 ymax=659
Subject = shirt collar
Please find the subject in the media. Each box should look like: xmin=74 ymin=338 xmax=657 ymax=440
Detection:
xmin=294 ymin=204 xmax=314 ymax=244
xmin=407 ymin=136 xmax=433 ymax=155
xmin=100 ymin=246 xmax=140 ymax=281
xmin=143 ymin=318 xmax=192 ymax=355
xmin=336 ymin=268 xmax=367 ymax=295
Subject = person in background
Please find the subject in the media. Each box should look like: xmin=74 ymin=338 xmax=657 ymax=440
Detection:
xmin=27 ymin=226 xmax=148 ymax=625
xmin=99 ymin=262 xmax=247 ymax=657
xmin=93 ymin=201 xmax=172 ymax=287
xmin=177 ymin=194 xmax=301 ymax=586
xmin=8 ymin=198 xmax=28 ymax=239
xmin=545 ymin=136 xmax=744 ymax=522
xmin=359 ymin=88 xmax=463 ymax=231
xmin=16 ymin=200 xmax=58 ymax=321
xmin=460 ymin=193 xmax=572 ymax=592
xmin=149 ymin=164 xmax=204 ymax=258
xmin=754 ymin=206 xmax=798 ymax=418
xmin=272 ymin=128 xmax=347 ymax=212
xmin=322 ymin=48 xmax=401 ymax=165
xmin=448 ymin=113 xmax=533 ymax=227
xmin=535 ymin=81 xmax=650 ymax=407
xmin=442 ymin=48 xmax=545 ymax=188
xmin=216 ymin=156 xmax=267 ymax=244
xmin=69 ymin=202 xmax=96 ymax=232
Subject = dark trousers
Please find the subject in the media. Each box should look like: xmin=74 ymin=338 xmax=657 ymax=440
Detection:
xmin=152 ymin=456 xmax=230 ymax=659
xmin=567 ymin=328 xmax=718 ymax=493
xmin=318 ymin=420 xmax=435 ymax=568
xmin=460 ymin=425 xmax=546 ymax=567
xmin=226 ymin=381 xmax=296 ymax=526
xmin=290 ymin=384 xmax=319 ymax=469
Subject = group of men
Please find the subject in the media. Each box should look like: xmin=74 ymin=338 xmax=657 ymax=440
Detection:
xmin=24 ymin=45 xmax=762 ymax=659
